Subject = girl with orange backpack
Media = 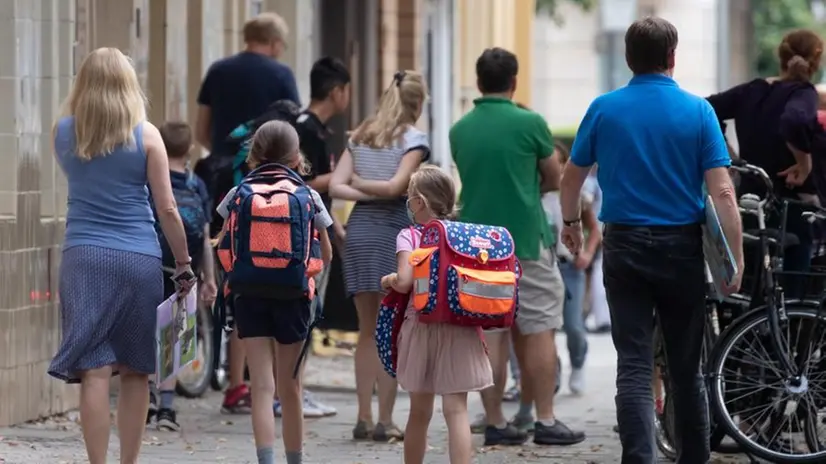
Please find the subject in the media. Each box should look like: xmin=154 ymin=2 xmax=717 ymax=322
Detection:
xmin=215 ymin=120 xmax=333 ymax=464
xmin=380 ymin=166 xmax=494 ymax=464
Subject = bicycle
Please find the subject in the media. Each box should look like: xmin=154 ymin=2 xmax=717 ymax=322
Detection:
xmin=705 ymin=159 xmax=826 ymax=463
xmin=654 ymin=266 xmax=747 ymax=460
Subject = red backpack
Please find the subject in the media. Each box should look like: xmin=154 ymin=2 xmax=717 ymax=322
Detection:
xmin=409 ymin=220 xmax=520 ymax=329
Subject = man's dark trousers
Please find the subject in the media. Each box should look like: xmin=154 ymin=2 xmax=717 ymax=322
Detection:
xmin=603 ymin=224 xmax=710 ymax=464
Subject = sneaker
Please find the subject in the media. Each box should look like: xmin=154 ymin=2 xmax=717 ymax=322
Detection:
xmin=301 ymin=393 xmax=327 ymax=418
xmin=503 ymin=385 xmax=521 ymax=402
xmin=156 ymin=408 xmax=181 ymax=432
xmin=372 ymin=422 xmax=404 ymax=442
xmin=273 ymin=399 xmax=282 ymax=417
xmin=221 ymin=384 xmax=251 ymax=414
xmin=146 ymin=391 xmax=158 ymax=424
xmin=304 ymin=391 xmax=337 ymax=416
xmin=509 ymin=414 xmax=535 ymax=434
xmin=352 ymin=420 xmax=374 ymax=440
xmin=569 ymin=368 xmax=585 ymax=395
xmin=470 ymin=413 xmax=487 ymax=434
xmin=533 ymin=419 xmax=586 ymax=446
xmin=483 ymin=423 xmax=528 ymax=446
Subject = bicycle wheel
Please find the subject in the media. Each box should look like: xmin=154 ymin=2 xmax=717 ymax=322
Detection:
xmin=654 ymin=323 xmax=677 ymax=461
xmin=655 ymin=311 xmax=724 ymax=461
xmin=708 ymin=305 xmax=826 ymax=463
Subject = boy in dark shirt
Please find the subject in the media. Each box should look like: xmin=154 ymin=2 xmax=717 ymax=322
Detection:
xmin=147 ymin=122 xmax=218 ymax=430
xmin=271 ymin=57 xmax=352 ymax=418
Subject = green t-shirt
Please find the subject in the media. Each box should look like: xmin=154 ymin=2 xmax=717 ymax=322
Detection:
xmin=450 ymin=97 xmax=554 ymax=260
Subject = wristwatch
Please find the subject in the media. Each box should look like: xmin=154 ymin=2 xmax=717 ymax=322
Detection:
xmin=563 ymin=218 xmax=581 ymax=227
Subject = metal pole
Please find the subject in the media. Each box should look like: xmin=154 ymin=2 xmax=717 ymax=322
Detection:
xmin=716 ymin=0 xmax=731 ymax=91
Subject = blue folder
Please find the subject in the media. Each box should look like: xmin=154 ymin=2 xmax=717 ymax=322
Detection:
xmin=702 ymin=195 xmax=739 ymax=300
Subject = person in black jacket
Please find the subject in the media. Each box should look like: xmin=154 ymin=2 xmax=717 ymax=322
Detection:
xmin=707 ymin=29 xmax=824 ymax=298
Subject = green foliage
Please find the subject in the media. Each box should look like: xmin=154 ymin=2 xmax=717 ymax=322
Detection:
xmin=535 ymin=0 xmax=595 ymax=23
xmin=752 ymin=0 xmax=826 ymax=77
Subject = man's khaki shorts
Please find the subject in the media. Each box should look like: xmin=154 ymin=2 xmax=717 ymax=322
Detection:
xmin=486 ymin=247 xmax=565 ymax=335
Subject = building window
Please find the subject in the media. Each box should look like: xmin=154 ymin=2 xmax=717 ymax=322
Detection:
xmin=251 ymin=0 xmax=263 ymax=16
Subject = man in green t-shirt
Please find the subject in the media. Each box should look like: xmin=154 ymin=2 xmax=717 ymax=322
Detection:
xmin=450 ymin=47 xmax=585 ymax=447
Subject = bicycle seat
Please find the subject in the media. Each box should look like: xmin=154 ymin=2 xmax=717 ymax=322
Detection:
xmin=743 ymin=229 xmax=799 ymax=248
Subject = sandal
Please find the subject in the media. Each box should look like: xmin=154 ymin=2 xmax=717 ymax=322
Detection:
xmin=373 ymin=422 xmax=404 ymax=442
xmin=352 ymin=420 xmax=374 ymax=440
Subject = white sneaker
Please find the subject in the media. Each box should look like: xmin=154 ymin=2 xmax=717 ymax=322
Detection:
xmin=303 ymin=391 xmax=334 ymax=418
xmin=569 ymin=368 xmax=585 ymax=395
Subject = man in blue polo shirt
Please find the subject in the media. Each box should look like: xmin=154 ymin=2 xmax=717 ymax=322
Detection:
xmin=559 ymin=17 xmax=744 ymax=463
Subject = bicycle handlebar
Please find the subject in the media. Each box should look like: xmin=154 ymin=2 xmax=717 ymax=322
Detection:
xmin=730 ymin=159 xmax=826 ymax=224
xmin=729 ymin=158 xmax=774 ymax=194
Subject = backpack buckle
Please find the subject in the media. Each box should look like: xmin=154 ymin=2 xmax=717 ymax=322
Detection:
xmin=477 ymin=249 xmax=489 ymax=264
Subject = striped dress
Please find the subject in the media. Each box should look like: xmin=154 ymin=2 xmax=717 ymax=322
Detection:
xmin=343 ymin=126 xmax=430 ymax=295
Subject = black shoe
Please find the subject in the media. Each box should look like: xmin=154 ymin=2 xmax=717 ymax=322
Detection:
xmin=156 ymin=408 xmax=181 ymax=432
xmin=534 ymin=420 xmax=586 ymax=446
xmin=146 ymin=392 xmax=158 ymax=424
xmin=483 ymin=424 xmax=528 ymax=446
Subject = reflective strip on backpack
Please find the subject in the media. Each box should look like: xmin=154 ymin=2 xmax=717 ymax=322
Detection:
xmin=458 ymin=279 xmax=515 ymax=299
xmin=414 ymin=278 xmax=429 ymax=294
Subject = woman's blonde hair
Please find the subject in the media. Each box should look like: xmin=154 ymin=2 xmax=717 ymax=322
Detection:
xmin=247 ymin=120 xmax=309 ymax=175
xmin=351 ymin=71 xmax=428 ymax=148
xmin=408 ymin=166 xmax=458 ymax=220
xmin=59 ymin=47 xmax=147 ymax=160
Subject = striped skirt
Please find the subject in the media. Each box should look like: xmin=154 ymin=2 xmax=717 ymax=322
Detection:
xmin=48 ymin=245 xmax=163 ymax=383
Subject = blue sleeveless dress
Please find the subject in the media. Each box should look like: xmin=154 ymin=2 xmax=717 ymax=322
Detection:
xmin=48 ymin=117 xmax=163 ymax=383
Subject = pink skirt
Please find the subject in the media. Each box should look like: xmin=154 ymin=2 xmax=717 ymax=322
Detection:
xmin=396 ymin=310 xmax=493 ymax=395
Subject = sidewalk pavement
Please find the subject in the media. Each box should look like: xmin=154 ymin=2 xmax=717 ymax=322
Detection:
xmin=0 ymin=334 xmax=749 ymax=463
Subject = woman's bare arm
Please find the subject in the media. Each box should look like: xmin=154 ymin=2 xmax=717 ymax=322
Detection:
xmin=329 ymin=149 xmax=374 ymax=201
xmin=350 ymin=150 xmax=425 ymax=198
xmin=144 ymin=122 xmax=190 ymax=264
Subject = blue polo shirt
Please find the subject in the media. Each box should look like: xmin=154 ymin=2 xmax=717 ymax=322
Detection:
xmin=570 ymin=74 xmax=731 ymax=226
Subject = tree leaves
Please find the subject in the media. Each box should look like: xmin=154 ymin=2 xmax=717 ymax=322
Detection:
xmin=536 ymin=0 xmax=595 ymax=24
xmin=753 ymin=0 xmax=826 ymax=77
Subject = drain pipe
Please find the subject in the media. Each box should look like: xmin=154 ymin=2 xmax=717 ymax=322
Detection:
xmin=716 ymin=0 xmax=730 ymax=91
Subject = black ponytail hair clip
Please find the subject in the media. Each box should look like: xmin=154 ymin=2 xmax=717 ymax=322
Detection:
xmin=393 ymin=70 xmax=406 ymax=87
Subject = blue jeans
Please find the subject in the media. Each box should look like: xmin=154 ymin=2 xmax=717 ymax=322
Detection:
xmin=603 ymin=224 xmax=709 ymax=464
xmin=559 ymin=260 xmax=588 ymax=369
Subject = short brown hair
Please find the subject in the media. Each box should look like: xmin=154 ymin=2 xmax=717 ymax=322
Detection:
xmin=243 ymin=13 xmax=288 ymax=45
xmin=625 ymin=17 xmax=679 ymax=75
xmin=159 ymin=121 xmax=192 ymax=158
xmin=778 ymin=29 xmax=824 ymax=82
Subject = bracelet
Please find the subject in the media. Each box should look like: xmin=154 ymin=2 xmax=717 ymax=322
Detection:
xmin=563 ymin=218 xmax=581 ymax=227
xmin=176 ymin=257 xmax=192 ymax=266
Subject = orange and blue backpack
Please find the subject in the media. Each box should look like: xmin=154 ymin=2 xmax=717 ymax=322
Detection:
xmin=377 ymin=221 xmax=520 ymax=377
xmin=216 ymin=163 xmax=323 ymax=299
xmin=216 ymin=163 xmax=324 ymax=375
